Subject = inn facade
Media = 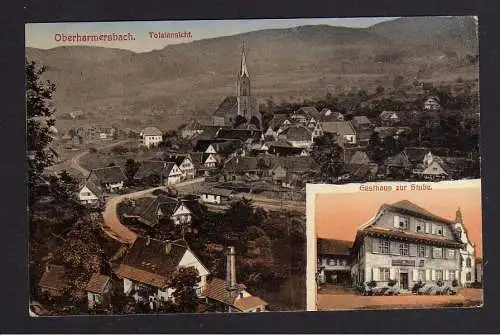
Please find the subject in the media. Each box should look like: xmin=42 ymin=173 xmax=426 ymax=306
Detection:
xmin=350 ymin=200 xmax=464 ymax=291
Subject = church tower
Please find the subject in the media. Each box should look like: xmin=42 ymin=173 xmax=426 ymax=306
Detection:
xmin=237 ymin=42 xmax=251 ymax=118
xmin=236 ymin=42 xmax=261 ymax=128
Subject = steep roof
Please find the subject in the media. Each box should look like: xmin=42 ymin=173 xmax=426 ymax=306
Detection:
xmin=281 ymin=125 xmax=312 ymax=141
xmin=133 ymin=160 xmax=167 ymax=180
xmin=204 ymin=278 xmax=246 ymax=305
xmin=319 ymin=108 xmax=344 ymax=122
xmin=352 ymin=115 xmax=372 ymax=125
xmin=317 ymin=238 xmax=352 ymax=256
xmin=297 ymin=106 xmax=320 ymax=120
xmin=384 ymin=200 xmax=455 ymax=226
xmin=114 ymin=237 xmax=188 ymax=289
xmin=349 ymin=151 xmax=372 ymax=165
xmin=86 ymin=273 xmax=111 ymax=294
xmin=39 ymin=265 xmax=68 ymax=292
xmin=90 ymin=166 xmax=126 ymax=184
xmin=404 ymin=147 xmax=431 ymax=163
xmin=215 ymin=129 xmax=262 ymax=142
xmin=141 ymin=127 xmax=162 ymax=136
xmin=321 ymin=121 xmax=356 ymax=136
xmin=214 ymin=96 xmax=237 ymax=117
xmin=81 ymin=180 xmax=103 ymax=197
xmin=268 ymin=113 xmax=290 ymax=131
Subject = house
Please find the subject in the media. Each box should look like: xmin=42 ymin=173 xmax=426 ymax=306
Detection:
xmin=192 ymin=125 xmax=225 ymax=141
xmin=267 ymin=142 xmax=308 ymax=157
xmin=385 ymin=147 xmax=432 ymax=178
xmin=39 ymin=264 xmax=69 ymax=298
xmin=224 ymin=156 xmax=262 ymax=180
xmin=296 ymin=106 xmax=320 ymax=122
xmin=113 ymin=237 xmax=210 ymax=310
xmin=180 ymin=120 xmax=204 ymax=139
xmin=345 ymin=150 xmax=372 ymax=165
xmin=215 ymin=128 xmax=262 ymax=143
xmin=133 ymin=160 xmax=182 ymax=186
xmin=351 ymin=116 xmax=373 ymax=132
xmin=86 ymin=273 xmax=111 ymax=310
xmin=424 ymin=96 xmax=441 ymax=112
xmin=199 ymin=187 xmax=234 ymax=204
xmin=78 ymin=181 xmax=103 ymax=205
xmin=190 ymin=152 xmax=218 ymax=172
xmin=379 ymin=111 xmax=400 ymax=126
xmin=140 ymin=127 xmax=163 ymax=148
xmin=87 ymin=166 xmax=126 ymax=192
xmin=164 ymin=154 xmax=196 ymax=180
xmin=317 ymin=239 xmax=352 ymax=285
xmin=340 ymin=163 xmax=379 ymax=182
xmin=319 ymin=108 xmax=344 ymax=122
xmin=205 ymin=247 xmax=267 ymax=312
xmin=124 ymin=195 xmax=193 ymax=227
xmin=310 ymin=122 xmax=324 ymax=139
xmin=351 ymin=200 xmax=463 ymax=292
xmin=454 ymin=208 xmax=477 ymax=286
xmin=278 ymin=125 xmax=313 ymax=148
xmin=321 ymin=121 xmax=356 ymax=146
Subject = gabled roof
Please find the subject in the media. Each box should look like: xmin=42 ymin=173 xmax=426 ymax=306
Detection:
xmin=352 ymin=116 xmax=372 ymax=125
xmin=404 ymin=147 xmax=431 ymax=163
xmin=224 ymin=156 xmax=261 ymax=172
xmin=215 ymin=129 xmax=262 ymax=142
xmin=280 ymin=125 xmax=312 ymax=141
xmin=199 ymin=187 xmax=234 ymax=197
xmin=141 ymin=127 xmax=162 ymax=136
xmin=180 ymin=120 xmax=203 ymax=132
xmin=296 ymin=106 xmax=320 ymax=120
xmin=349 ymin=151 xmax=372 ymax=165
xmin=114 ymin=237 xmax=188 ymax=289
xmin=321 ymin=121 xmax=356 ymax=137
xmin=81 ymin=180 xmax=103 ymax=197
xmin=164 ymin=154 xmax=192 ymax=168
xmin=214 ymin=96 xmax=237 ymax=117
xmin=158 ymin=195 xmax=184 ymax=217
xmin=268 ymin=113 xmax=290 ymax=131
xmin=383 ymin=200 xmax=455 ymax=226
xmin=90 ymin=166 xmax=126 ymax=184
xmin=133 ymin=160 xmax=167 ymax=180
xmin=379 ymin=111 xmax=399 ymax=120
xmin=204 ymin=277 xmax=246 ymax=305
xmin=317 ymin=238 xmax=352 ymax=256
xmin=39 ymin=265 xmax=68 ymax=292
xmin=319 ymin=108 xmax=344 ymax=122
xmin=384 ymin=151 xmax=411 ymax=168
xmin=86 ymin=273 xmax=111 ymax=294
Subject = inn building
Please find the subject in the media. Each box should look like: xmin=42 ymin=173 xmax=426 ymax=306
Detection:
xmin=350 ymin=200 xmax=465 ymax=291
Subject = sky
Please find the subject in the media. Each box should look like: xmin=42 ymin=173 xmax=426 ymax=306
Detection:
xmin=25 ymin=17 xmax=398 ymax=53
xmin=315 ymin=182 xmax=483 ymax=257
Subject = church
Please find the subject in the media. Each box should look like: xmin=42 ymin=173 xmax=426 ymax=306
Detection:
xmin=213 ymin=42 xmax=261 ymax=129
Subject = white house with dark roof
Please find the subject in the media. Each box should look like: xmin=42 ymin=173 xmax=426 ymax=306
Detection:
xmin=87 ymin=166 xmax=126 ymax=192
xmin=113 ymin=237 xmax=209 ymax=309
xmin=321 ymin=121 xmax=357 ymax=145
xmin=199 ymin=187 xmax=234 ymax=204
xmin=424 ymin=96 xmax=441 ymax=112
xmin=140 ymin=127 xmax=163 ymax=148
xmin=278 ymin=125 xmax=313 ymax=148
xmin=133 ymin=160 xmax=182 ymax=186
xmin=78 ymin=181 xmax=102 ymax=205
xmin=86 ymin=273 xmax=111 ymax=310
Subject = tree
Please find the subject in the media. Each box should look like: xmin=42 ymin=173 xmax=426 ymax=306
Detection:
xmin=310 ymin=134 xmax=343 ymax=182
xmin=26 ymin=60 xmax=57 ymax=208
xmin=169 ymin=266 xmax=201 ymax=313
xmin=124 ymin=159 xmax=139 ymax=181
xmin=233 ymin=115 xmax=247 ymax=128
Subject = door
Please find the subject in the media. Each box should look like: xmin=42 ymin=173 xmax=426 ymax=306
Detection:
xmin=399 ymin=272 xmax=409 ymax=289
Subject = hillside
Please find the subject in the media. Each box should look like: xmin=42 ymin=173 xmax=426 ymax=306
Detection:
xmin=26 ymin=17 xmax=479 ymax=131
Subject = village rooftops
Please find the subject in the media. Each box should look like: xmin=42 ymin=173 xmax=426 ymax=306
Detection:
xmin=214 ymin=96 xmax=238 ymax=117
xmin=126 ymin=195 xmax=189 ymax=227
xmin=317 ymin=238 xmax=353 ymax=256
xmin=215 ymin=128 xmax=262 ymax=142
xmin=140 ymin=126 xmax=163 ymax=136
xmin=280 ymin=125 xmax=312 ymax=141
xmin=89 ymin=166 xmax=126 ymax=184
xmin=133 ymin=160 xmax=177 ymax=180
xmin=81 ymin=180 xmax=103 ymax=197
xmin=296 ymin=106 xmax=320 ymax=120
xmin=86 ymin=273 xmax=111 ymax=294
xmin=352 ymin=116 xmax=372 ymax=125
xmin=321 ymin=121 xmax=356 ymax=137
xmin=204 ymin=277 xmax=268 ymax=312
xmin=113 ymin=237 xmax=189 ymax=289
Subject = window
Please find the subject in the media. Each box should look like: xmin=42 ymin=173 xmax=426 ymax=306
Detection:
xmin=380 ymin=268 xmax=390 ymax=281
xmin=399 ymin=243 xmax=409 ymax=256
xmin=379 ymin=239 xmax=390 ymax=254
xmin=417 ymin=245 xmax=426 ymax=257
xmin=418 ymin=269 xmax=426 ymax=281
xmin=449 ymin=270 xmax=456 ymax=281
xmin=328 ymin=258 xmax=336 ymax=266
xmin=416 ymin=221 xmax=425 ymax=232
xmin=437 ymin=226 xmax=443 ymax=236
xmin=432 ymin=247 xmax=443 ymax=259
xmin=447 ymin=249 xmax=455 ymax=259
xmin=466 ymin=272 xmax=472 ymax=281
xmin=436 ymin=270 xmax=443 ymax=281
xmin=398 ymin=216 xmax=409 ymax=230
xmin=466 ymin=257 xmax=472 ymax=267
xmin=239 ymin=292 xmax=244 ymax=299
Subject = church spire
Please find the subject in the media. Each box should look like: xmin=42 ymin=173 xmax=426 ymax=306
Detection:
xmin=455 ymin=206 xmax=463 ymax=224
xmin=240 ymin=41 xmax=249 ymax=77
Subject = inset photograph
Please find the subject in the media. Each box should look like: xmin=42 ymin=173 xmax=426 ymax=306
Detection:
xmin=307 ymin=180 xmax=482 ymax=311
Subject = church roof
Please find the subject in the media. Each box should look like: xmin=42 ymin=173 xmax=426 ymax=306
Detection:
xmin=214 ymin=96 xmax=238 ymax=117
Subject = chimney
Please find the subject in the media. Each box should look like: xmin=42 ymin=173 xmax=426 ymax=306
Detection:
xmin=226 ymin=246 xmax=237 ymax=291
xmin=165 ymin=242 xmax=172 ymax=255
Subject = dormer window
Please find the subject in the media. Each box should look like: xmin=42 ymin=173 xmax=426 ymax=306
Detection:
xmin=416 ymin=221 xmax=425 ymax=233
xmin=398 ymin=216 xmax=409 ymax=230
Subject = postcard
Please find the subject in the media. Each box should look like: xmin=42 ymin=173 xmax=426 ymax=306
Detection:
xmin=306 ymin=180 xmax=483 ymax=311
xmin=26 ymin=16 xmax=479 ymax=315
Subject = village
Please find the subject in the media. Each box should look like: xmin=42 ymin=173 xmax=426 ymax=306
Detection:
xmin=27 ymin=36 xmax=480 ymax=315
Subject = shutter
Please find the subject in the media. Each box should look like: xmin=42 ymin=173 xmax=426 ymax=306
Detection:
xmin=390 ymin=241 xmax=399 ymax=255
xmin=373 ymin=268 xmax=380 ymax=281
xmin=371 ymin=238 xmax=378 ymax=253
xmin=409 ymin=244 xmax=417 ymax=257
xmin=412 ymin=269 xmax=419 ymax=281
xmin=393 ymin=215 xmax=400 ymax=228
xmin=389 ymin=268 xmax=396 ymax=280
xmin=425 ymin=222 xmax=431 ymax=234
xmin=366 ymin=237 xmax=373 ymax=253
xmin=426 ymin=269 xmax=431 ymax=281
xmin=366 ymin=267 xmax=372 ymax=281
xmin=444 ymin=270 xmax=449 ymax=281
xmin=431 ymin=270 xmax=436 ymax=281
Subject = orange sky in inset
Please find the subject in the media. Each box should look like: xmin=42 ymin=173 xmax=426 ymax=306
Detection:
xmin=316 ymin=185 xmax=483 ymax=257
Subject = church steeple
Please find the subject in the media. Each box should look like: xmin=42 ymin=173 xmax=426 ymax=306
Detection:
xmin=455 ymin=206 xmax=463 ymax=224
xmin=239 ymin=41 xmax=249 ymax=78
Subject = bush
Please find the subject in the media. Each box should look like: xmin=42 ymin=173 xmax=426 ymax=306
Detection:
xmin=436 ymin=279 xmax=444 ymax=287
xmin=388 ymin=279 xmax=397 ymax=287
xmin=452 ymin=279 xmax=459 ymax=287
xmin=412 ymin=280 xmax=424 ymax=294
